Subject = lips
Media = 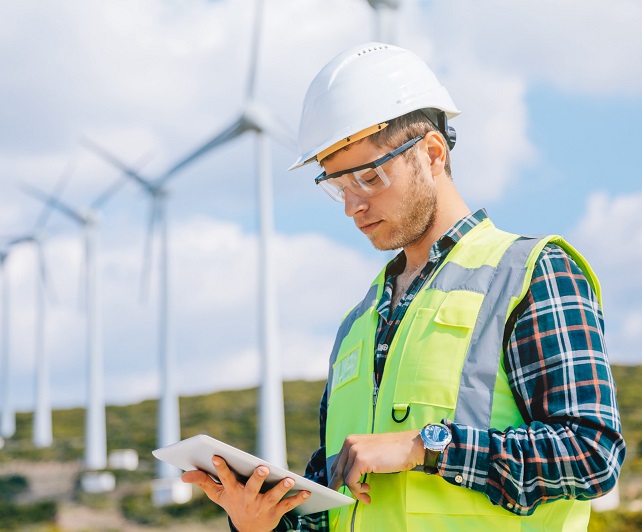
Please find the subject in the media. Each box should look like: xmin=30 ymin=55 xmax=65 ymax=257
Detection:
xmin=358 ymin=220 xmax=382 ymax=234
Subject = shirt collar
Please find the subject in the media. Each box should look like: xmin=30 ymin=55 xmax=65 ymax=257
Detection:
xmin=386 ymin=208 xmax=489 ymax=277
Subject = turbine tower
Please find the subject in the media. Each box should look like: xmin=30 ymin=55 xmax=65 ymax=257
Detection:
xmin=0 ymin=246 xmax=15 ymax=439
xmin=155 ymin=0 xmax=295 ymax=467
xmin=33 ymin=240 xmax=51 ymax=448
xmin=366 ymin=0 xmax=401 ymax=43
xmin=22 ymin=184 xmax=107 ymax=470
xmin=3 ymin=233 xmax=53 ymax=447
xmin=3 ymin=170 xmax=72 ymax=447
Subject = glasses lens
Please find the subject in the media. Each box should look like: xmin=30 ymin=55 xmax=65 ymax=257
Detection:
xmin=318 ymin=179 xmax=345 ymax=202
xmin=319 ymin=167 xmax=393 ymax=203
xmin=353 ymin=167 xmax=391 ymax=193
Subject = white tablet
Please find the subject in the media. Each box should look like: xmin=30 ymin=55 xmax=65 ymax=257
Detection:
xmin=153 ymin=434 xmax=354 ymax=516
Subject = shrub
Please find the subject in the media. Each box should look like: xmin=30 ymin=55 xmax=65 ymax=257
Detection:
xmin=0 ymin=501 xmax=57 ymax=530
xmin=0 ymin=475 xmax=29 ymax=502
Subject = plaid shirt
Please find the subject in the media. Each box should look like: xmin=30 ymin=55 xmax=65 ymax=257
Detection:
xmin=275 ymin=210 xmax=625 ymax=530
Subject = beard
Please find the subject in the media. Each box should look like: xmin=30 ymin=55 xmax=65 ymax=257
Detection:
xmin=369 ymin=170 xmax=438 ymax=252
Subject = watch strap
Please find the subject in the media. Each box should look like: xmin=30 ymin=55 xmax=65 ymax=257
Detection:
xmin=423 ymin=448 xmax=440 ymax=475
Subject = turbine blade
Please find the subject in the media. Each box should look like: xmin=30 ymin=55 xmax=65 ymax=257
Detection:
xmin=245 ymin=103 xmax=297 ymax=151
xmin=7 ymin=235 xmax=32 ymax=247
xmin=91 ymin=152 xmax=154 ymax=210
xmin=21 ymin=182 xmax=86 ymax=225
xmin=36 ymin=160 xmax=75 ymax=229
xmin=79 ymin=135 xmax=152 ymax=191
xmin=246 ymin=0 xmax=265 ymax=100
xmin=259 ymin=120 xmax=297 ymax=152
xmin=158 ymin=117 xmax=249 ymax=185
xmin=91 ymin=175 xmax=129 ymax=211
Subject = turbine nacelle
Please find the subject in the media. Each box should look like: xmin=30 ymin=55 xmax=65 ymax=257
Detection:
xmin=367 ymin=0 xmax=400 ymax=9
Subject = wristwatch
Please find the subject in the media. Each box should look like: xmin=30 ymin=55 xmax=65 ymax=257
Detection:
xmin=419 ymin=423 xmax=452 ymax=474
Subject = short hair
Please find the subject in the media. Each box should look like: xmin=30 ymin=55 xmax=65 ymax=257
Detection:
xmin=368 ymin=110 xmax=452 ymax=177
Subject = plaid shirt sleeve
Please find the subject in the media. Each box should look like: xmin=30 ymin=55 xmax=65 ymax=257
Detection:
xmin=439 ymin=244 xmax=626 ymax=516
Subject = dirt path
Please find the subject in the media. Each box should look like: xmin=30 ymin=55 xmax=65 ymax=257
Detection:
xmin=1 ymin=460 xmax=230 ymax=531
xmin=57 ymin=502 xmax=230 ymax=531
xmin=0 ymin=460 xmax=81 ymax=502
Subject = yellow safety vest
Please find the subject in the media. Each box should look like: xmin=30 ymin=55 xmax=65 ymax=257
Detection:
xmin=325 ymin=219 xmax=600 ymax=531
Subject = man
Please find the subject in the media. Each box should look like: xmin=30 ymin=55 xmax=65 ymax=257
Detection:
xmin=183 ymin=42 xmax=625 ymax=531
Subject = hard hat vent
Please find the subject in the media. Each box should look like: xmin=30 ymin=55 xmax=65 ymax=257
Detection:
xmin=356 ymin=45 xmax=389 ymax=56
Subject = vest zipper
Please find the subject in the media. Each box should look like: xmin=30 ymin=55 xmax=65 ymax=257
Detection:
xmin=348 ymin=374 xmax=379 ymax=532
xmin=348 ymin=374 xmax=381 ymax=531
xmin=372 ymin=373 xmax=379 ymax=432
xmin=350 ymin=498 xmax=359 ymax=532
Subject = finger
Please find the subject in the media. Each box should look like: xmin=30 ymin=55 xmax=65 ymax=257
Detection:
xmin=182 ymin=470 xmax=209 ymax=483
xmin=329 ymin=448 xmax=346 ymax=479
xmin=182 ymin=470 xmax=224 ymax=503
xmin=352 ymin=490 xmax=371 ymax=505
xmin=346 ymin=477 xmax=370 ymax=496
xmin=263 ymin=476 xmax=295 ymax=505
xmin=343 ymin=454 xmax=367 ymax=492
xmin=212 ymin=455 xmax=240 ymax=488
xmin=244 ymin=465 xmax=270 ymax=497
xmin=344 ymin=465 xmax=371 ymax=501
xmin=276 ymin=489 xmax=311 ymax=514
xmin=329 ymin=452 xmax=348 ymax=491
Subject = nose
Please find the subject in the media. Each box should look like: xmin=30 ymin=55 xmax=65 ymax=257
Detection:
xmin=344 ymin=189 xmax=368 ymax=218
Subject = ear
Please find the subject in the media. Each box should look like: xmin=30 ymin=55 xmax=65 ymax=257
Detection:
xmin=422 ymin=131 xmax=447 ymax=175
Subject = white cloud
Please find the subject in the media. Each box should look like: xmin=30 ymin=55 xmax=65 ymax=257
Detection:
xmin=569 ymin=190 xmax=642 ymax=364
xmin=441 ymin=64 xmax=536 ymax=202
xmin=425 ymin=0 xmax=642 ymax=96
xmin=622 ymin=312 xmax=642 ymax=344
xmin=570 ymin=191 xmax=642 ymax=268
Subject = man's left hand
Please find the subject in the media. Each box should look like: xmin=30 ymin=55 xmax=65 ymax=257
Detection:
xmin=328 ymin=430 xmax=424 ymax=504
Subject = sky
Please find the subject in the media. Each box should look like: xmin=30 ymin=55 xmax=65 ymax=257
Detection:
xmin=1 ymin=0 xmax=641 ymax=411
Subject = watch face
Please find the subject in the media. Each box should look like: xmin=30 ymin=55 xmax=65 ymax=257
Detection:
xmin=422 ymin=423 xmax=451 ymax=446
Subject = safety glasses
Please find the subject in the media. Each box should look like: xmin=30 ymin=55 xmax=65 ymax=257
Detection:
xmin=315 ymin=135 xmax=424 ymax=202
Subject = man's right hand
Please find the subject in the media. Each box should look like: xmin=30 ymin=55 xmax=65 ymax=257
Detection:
xmin=181 ymin=455 xmax=310 ymax=532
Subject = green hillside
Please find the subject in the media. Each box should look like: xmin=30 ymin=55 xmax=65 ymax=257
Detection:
xmin=1 ymin=380 xmax=326 ymax=474
xmin=0 ymin=366 xmax=641 ymax=530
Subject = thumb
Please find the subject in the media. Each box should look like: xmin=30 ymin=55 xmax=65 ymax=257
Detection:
xmin=182 ymin=470 xmax=225 ymax=504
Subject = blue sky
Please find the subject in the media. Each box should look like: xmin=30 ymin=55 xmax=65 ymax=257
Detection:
xmin=1 ymin=0 xmax=641 ymax=410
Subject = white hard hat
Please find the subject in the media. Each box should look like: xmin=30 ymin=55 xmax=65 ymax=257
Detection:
xmin=289 ymin=42 xmax=460 ymax=170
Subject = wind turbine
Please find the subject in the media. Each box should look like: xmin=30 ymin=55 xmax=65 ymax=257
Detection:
xmin=0 ymin=246 xmax=16 ymax=440
xmin=22 ymin=184 xmax=110 ymax=472
xmin=366 ymin=0 xmax=401 ymax=43
xmin=82 ymin=0 xmax=295 ymax=469
xmin=152 ymin=0 xmax=295 ymax=467
xmin=76 ymin=139 xmax=185 ymax=483
xmin=2 ymin=232 xmax=53 ymax=448
xmin=1 ymin=169 xmax=72 ymax=446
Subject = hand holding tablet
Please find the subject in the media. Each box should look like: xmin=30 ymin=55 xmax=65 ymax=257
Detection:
xmin=153 ymin=434 xmax=354 ymax=517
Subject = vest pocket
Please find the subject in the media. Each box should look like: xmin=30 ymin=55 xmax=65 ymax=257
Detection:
xmin=391 ymin=292 xmax=481 ymax=423
xmin=406 ymin=472 xmax=521 ymax=530
xmin=331 ymin=341 xmax=362 ymax=396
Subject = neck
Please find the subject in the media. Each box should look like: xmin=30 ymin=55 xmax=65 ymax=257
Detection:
xmin=402 ymin=176 xmax=470 ymax=272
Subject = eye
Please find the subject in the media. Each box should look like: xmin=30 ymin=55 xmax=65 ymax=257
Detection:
xmin=360 ymin=169 xmax=379 ymax=185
